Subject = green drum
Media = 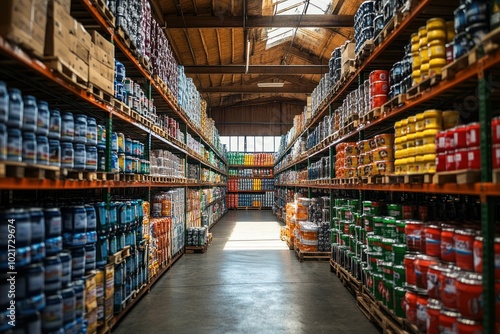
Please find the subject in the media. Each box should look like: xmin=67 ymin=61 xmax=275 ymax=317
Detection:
xmin=347 ymin=251 xmax=356 ymax=271
xmin=362 ymin=200 xmax=381 ymax=215
xmin=355 ymin=240 xmax=362 ymax=257
xmin=340 ymin=233 xmax=349 ymax=246
xmin=393 ymin=265 xmax=406 ymax=288
xmin=384 ymin=279 xmax=395 ymax=310
xmin=366 ymin=233 xmax=379 ymax=252
xmin=334 ymin=198 xmax=347 ymax=207
xmin=347 ymin=199 xmax=359 ymax=212
xmin=392 ymin=243 xmax=407 ymax=266
xmin=367 ymin=251 xmax=383 ymax=273
xmin=360 ymin=244 xmax=368 ymax=263
xmin=383 ymin=216 xmax=398 ymax=239
xmin=362 ymin=214 xmax=374 ymax=232
xmin=349 ymin=235 xmax=355 ymax=252
xmin=387 ymin=204 xmax=403 ymax=219
xmin=330 ymin=228 xmax=338 ymax=243
xmin=372 ymin=273 xmax=384 ymax=301
xmin=337 ymin=207 xmax=349 ymax=220
xmin=373 ymin=216 xmax=384 ymax=236
xmin=339 ymin=245 xmax=348 ymax=267
xmin=395 ymin=220 xmax=406 ymax=244
xmin=331 ymin=217 xmax=340 ymax=229
xmin=381 ymin=261 xmax=394 ymax=281
xmin=339 ymin=220 xmax=350 ymax=234
xmin=353 ymin=257 xmax=362 ymax=280
xmin=381 ymin=238 xmax=395 ymax=262
xmin=353 ymin=212 xmax=362 ymax=226
xmin=394 ymin=287 xmax=407 ymax=318
xmin=349 ymin=223 xmax=356 ymax=236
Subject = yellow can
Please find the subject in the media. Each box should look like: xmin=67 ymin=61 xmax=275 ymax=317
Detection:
xmin=372 ymin=146 xmax=394 ymax=162
xmin=412 ymin=70 xmax=421 ymax=85
xmin=442 ymin=110 xmax=460 ymax=129
xmin=446 ymin=21 xmax=455 ymax=43
xmin=406 ymin=133 xmax=416 ymax=148
xmin=422 ymin=143 xmax=437 ymax=155
xmin=394 ymin=121 xmax=403 ymax=137
xmin=415 ymin=155 xmax=425 ymax=174
xmin=407 ymin=116 xmax=417 ymax=134
xmin=399 ymin=148 xmax=409 ymax=159
xmin=420 ymin=47 xmax=430 ymax=63
xmin=395 ymin=149 xmax=403 ymax=160
xmin=427 ymin=29 xmax=447 ymax=43
xmin=394 ymin=136 xmax=404 ymax=151
xmin=420 ymin=37 xmax=428 ymax=49
xmin=429 ymin=58 xmax=447 ymax=76
xmin=411 ymin=32 xmax=420 ymax=45
xmin=415 ymin=131 xmax=424 ymax=147
xmin=394 ymin=159 xmax=403 ymax=175
xmin=428 ymin=44 xmax=446 ymax=59
xmin=426 ymin=18 xmax=446 ymax=31
xmin=420 ymin=62 xmax=430 ymax=80
xmin=415 ymin=113 xmax=425 ymax=131
xmin=424 ymin=109 xmax=443 ymax=129
xmin=401 ymin=119 xmax=408 ymax=136
xmin=412 ymin=52 xmax=421 ymax=68
xmin=418 ymin=26 xmax=427 ymax=38
xmin=423 ymin=154 xmax=436 ymax=173
xmin=400 ymin=158 xmax=408 ymax=175
xmin=415 ymin=144 xmax=424 ymax=156
xmin=407 ymin=146 xmax=417 ymax=157
xmin=423 ymin=129 xmax=440 ymax=145
xmin=406 ymin=156 xmax=416 ymax=174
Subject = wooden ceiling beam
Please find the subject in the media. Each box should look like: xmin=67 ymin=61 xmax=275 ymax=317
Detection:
xmin=163 ymin=14 xmax=354 ymax=29
xmin=200 ymin=85 xmax=312 ymax=94
xmin=184 ymin=65 xmax=328 ymax=74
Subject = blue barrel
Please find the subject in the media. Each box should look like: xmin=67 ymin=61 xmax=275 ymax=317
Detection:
xmin=60 ymin=142 xmax=74 ymax=168
xmin=44 ymin=255 xmax=62 ymax=294
xmin=7 ymin=88 xmax=23 ymax=129
xmin=22 ymin=132 xmax=37 ymax=164
xmin=0 ymin=81 xmax=8 ymax=123
xmin=48 ymin=109 xmax=61 ymax=140
xmin=61 ymin=285 xmax=75 ymax=325
xmin=7 ymin=128 xmax=22 ymax=162
xmin=36 ymin=100 xmax=50 ymax=136
xmin=73 ymin=114 xmax=87 ymax=144
xmin=70 ymin=248 xmax=85 ymax=279
xmin=73 ymin=280 xmax=84 ymax=318
xmin=96 ymin=235 xmax=109 ymax=267
xmin=86 ymin=146 xmax=97 ymax=171
xmin=73 ymin=143 xmax=86 ymax=170
xmin=37 ymin=135 xmax=49 ymax=165
xmin=60 ymin=251 xmax=72 ymax=287
xmin=42 ymin=293 xmax=63 ymax=332
xmin=60 ymin=112 xmax=74 ymax=142
xmin=49 ymin=139 xmax=61 ymax=167
xmin=22 ymin=95 xmax=38 ymax=132
xmin=84 ymin=244 xmax=96 ymax=272
xmin=86 ymin=117 xmax=97 ymax=146
xmin=30 ymin=208 xmax=46 ymax=262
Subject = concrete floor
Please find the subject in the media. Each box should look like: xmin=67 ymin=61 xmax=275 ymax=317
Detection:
xmin=112 ymin=210 xmax=379 ymax=334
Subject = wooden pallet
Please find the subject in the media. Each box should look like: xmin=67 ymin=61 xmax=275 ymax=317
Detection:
xmin=482 ymin=26 xmax=500 ymax=55
xmin=88 ymin=83 xmax=114 ymax=105
xmin=285 ymin=237 xmax=294 ymax=250
xmin=119 ymin=173 xmax=149 ymax=182
xmin=294 ymin=248 xmax=331 ymax=262
xmin=355 ymin=40 xmax=375 ymax=67
xmin=404 ymin=173 xmax=433 ymax=184
xmin=493 ymin=169 xmax=500 ymax=183
xmin=361 ymin=107 xmax=382 ymax=125
xmin=441 ymin=49 xmax=476 ymax=81
xmin=108 ymin=246 xmax=131 ymax=265
xmin=374 ymin=12 xmax=404 ymax=46
xmin=185 ymin=243 xmax=208 ymax=254
xmin=361 ymin=175 xmax=387 ymax=184
xmin=130 ymin=110 xmax=153 ymax=129
xmin=381 ymin=93 xmax=407 ymax=114
xmin=97 ymin=316 xmax=114 ymax=334
xmin=43 ymin=57 xmax=88 ymax=88
xmin=433 ymin=169 xmax=481 ymax=185
xmin=116 ymin=27 xmax=137 ymax=52
xmin=337 ymin=264 xmax=362 ymax=296
xmin=90 ymin=0 xmax=115 ymax=28
xmin=237 ymin=206 xmax=263 ymax=210
xmin=406 ymin=74 xmax=441 ymax=100
xmin=113 ymin=99 xmax=132 ymax=116
xmin=0 ymin=162 xmax=61 ymax=179
xmin=61 ymin=169 xmax=99 ymax=181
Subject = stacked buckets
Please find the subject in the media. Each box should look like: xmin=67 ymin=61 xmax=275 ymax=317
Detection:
xmin=369 ymin=70 xmax=389 ymax=110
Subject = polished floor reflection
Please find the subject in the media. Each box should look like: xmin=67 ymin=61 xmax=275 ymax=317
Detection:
xmin=112 ymin=210 xmax=379 ymax=334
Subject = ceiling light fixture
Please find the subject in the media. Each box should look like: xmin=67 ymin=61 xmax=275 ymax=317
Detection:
xmin=257 ymin=82 xmax=285 ymax=88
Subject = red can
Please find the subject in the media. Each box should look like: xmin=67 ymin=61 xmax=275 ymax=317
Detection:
xmin=493 ymin=144 xmax=500 ymax=169
xmin=371 ymin=95 xmax=388 ymax=109
xmin=473 ymin=236 xmax=500 ymax=279
xmin=415 ymin=254 xmax=440 ymax=289
xmin=446 ymin=151 xmax=455 ymax=171
xmin=425 ymin=225 xmax=442 ymax=257
xmin=427 ymin=264 xmax=452 ymax=299
xmin=370 ymin=70 xmax=389 ymax=82
xmin=454 ymin=229 xmax=478 ymax=271
xmin=456 ymin=272 xmax=483 ymax=320
xmin=445 ymin=129 xmax=455 ymax=151
xmin=436 ymin=131 xmax=447 ymax=153
xmin=405 ymin=288 xmax=419 ymax=324
xmin=439 ymin=309 xmax=459 ymax=333
xmin=402 ymin=205 xmax=415 ymax=220
xmin=467 ymin=147 xmax=480 ymax=170
xmin=454 ymin=149 xmax=468 ymax=170
xmin=492 ymin=116 xmax=500 ymax=144
xmin=427 ymin=299 xmax=442 ymax=334
xmin=416 ymin=294 xmax=429 ymax=332
xmin=404 ymin=253 xmax=418 ymax=287
xmin=440 ymin=268 xmax=461 ymax=310
xmin=405 ymin=220 xmax=424 ymax=252
xmin=370 ymin=81 xmax=389 ymax=95
xmin=454 ymin=125 xmax=468 ymax=149
xmin=441 ymin=227 xmax=456 ymax=263
xmin=436 ymin=152 xmax=447 ymax=172
xmin=457 ymin=317 xmax=483 ymax=334
xmin=466 ymin=123 xmax=480 ymax=147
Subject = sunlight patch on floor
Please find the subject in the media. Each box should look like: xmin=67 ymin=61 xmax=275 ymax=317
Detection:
xmin=223 ymin=221 xmax=289 ymax=251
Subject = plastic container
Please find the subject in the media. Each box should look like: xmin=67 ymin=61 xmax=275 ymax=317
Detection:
xmin=74 ymin=143 xmax=86 ymax=170
xmin=7 ymin=88 xmax=23 ymax=128
xmin=440 ymin=268 xmax=461 ymax=309
xmin=74 ymin=114 xmax=87 ymax=144
xmin=61 ymin=112 xmax=75 ymax=142
xmin=473 ymin=236 xmax=500 ymax=278
xmin=22 ymin=95 xmax=37 ymax=132
xmin=426 ymin=299 xmax=442 ymax=334
xmin=42 ymin=293 xmax=63 ymax=332
xmin=405 ymin=287 xmax=419 ymax=324
xmin=86 ymin=146 xmax=98 ymax=171
xmin=36 ymin=100 xmax=50 ymax=136
xmin=49 ymin=109 xmax=61 ymax=139
xmin=424 ymin=110 xmax=442 ymax=130
xmin=36 ymin=135 xmax=49 ymax=165
xmin=456 ymin=272 xmax=483 ymax=320
xmin=22 ymin=132 xmax=37 ymax=164
xmin=61 ymin=142 xmax=74 ymax=169
xmin=0 ymin=81 xmax=8 ymax=123
xmin=440 ymin=309 xmax=459 ymax=334
xmin=454 ymin=228 xmax=477 ymax=271
xmin=7 ymin=128 xmax=22 ymax=162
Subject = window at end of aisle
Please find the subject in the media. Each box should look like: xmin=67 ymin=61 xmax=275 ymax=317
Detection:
xmin=247 ymin=136 xmax=255 ymax=152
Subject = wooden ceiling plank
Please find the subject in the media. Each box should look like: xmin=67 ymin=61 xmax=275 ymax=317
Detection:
xmin=201 ymin=85 xmax=313 ymax=94
xmin=198 ymin=29 xmax=210 ymax=63
xmin=216 ymin=28 xmax=223 ymax=64
xmin=184 ymin=65 xmax=328 ymax=74
xmin=163 ymin=14 xmax=354 ymax=29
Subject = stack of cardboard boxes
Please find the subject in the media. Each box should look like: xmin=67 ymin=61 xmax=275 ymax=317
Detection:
xmin=96 ymin=264 xmax=115 ymax=332
xmin=89 ymin=31 xmax=114 ymax=95
xmin=0 ymin=0 xmax=49 ymax=58
xmin=85 ymin=271 xmax=98 ymax=334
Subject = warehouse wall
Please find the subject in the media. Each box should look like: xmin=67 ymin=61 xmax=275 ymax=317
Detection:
xmin=210 ymin=102 xmax=303 ymax=136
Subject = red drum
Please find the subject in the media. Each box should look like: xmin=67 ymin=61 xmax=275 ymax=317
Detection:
xmin=425 ymin=225 xmax=442 ymax=257
xmin=414 ymin=254 xmax=440 ymax=289
xmin=404 ymin=253 xmax=418 ymax=287
xmin=440 ymin=268 xmax=461 ymax=310
xmin=439 ymin=309 xmax=460 ymax=333
xmin=456 ymin=272 xmax=483 ymax=320
xmin=441 ymin=227 xmax=456 ymax=263
xmin=370 ymin=81 xmax=389 ymax=95
xmin=405 ymin=288 xmax=419 ymax=324
xmin=454 ymin=229 xmax=478 ymax=271
xmin=426 ymin=299 xmax=442 ymax=334
xmin=467 ymin=147 xmax=480 ymax=170
xmin=466 ymin=122 xmax=480 ymax=147
xmin=370 ymin=70 xmax=389 ymax=82
xmin=473 ymin=236 xmax=500 ymax=279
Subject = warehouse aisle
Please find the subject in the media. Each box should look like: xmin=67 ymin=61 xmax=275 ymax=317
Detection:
xmin=112 ymin=211 xmax=379 ymax=334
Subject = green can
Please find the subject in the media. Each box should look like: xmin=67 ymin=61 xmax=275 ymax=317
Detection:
xmin=387 ymin=204 xmax=403 ymax=219
xmin=381 ymin=261 xmax=394 ymax=281
xmin=372 ymin=273 xmax=384 ymax=301
xmin=340 ymin=233 xmax=349 ymax=246
xmin=367 ymin=233 xmax=382 ymax=252
xmin=382 ymin=216 xmax=398 ymax=239
xmin=395 ymin=220 xmax=406 ymax=244
xmin=393 ymin=265 xmax=406 ymax=288
xmin=337 ymin=207 xmax=351 ymax=221
xmin=384 ymin=279 xmax=395 ymax=310
xmin=360 ymin=244 xmax=368 ymax=263
xmin=352 ymin=212 xmax=362 ymax=226
xmin=349 ymin=235 xmax=355 ymax=252
xmin=373 ymin=216 xmax=384 ymax=236
xmin=349 ymin=223 xmax=356 ymax=236
xmin=392 ymin=243 xmax=407 ymax=266
xmin=394 ymin=287 xmax=407 ymax=318
xmin=334 ymin=198 xmax=347 ymax=207
xmin=330 ymin=228 xmax=338 ymax=243
xmin=355 ymin=240 xmax=362 ymax=257
xmin=339 ymin=220 xmax=350 ymax=234
xmin=363 ymin=200 xmax=381 ymax=215
xmin=362 ymin=214 xmax=374 ymax=232
xmin=381 ymin=238 xmax=395 ymax=262
xmin=367 ymin=251 xmax=383 ymax=273
xmin=331 ymin=217 xmax=339 ymax=228
xmin=347 ymin=199 xmax=360 ymax=212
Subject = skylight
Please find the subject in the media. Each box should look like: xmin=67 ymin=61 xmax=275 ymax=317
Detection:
xmin=265 ymin=0 xmax=332 ymax=49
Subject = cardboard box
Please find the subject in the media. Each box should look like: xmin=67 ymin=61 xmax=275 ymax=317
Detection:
xmin=0 ymin=0 xmax=48 ymax=58
xmin=47 ymin=0 xmax=74 ymax=32
xmin=44 ymin=1 xmax=76 ymax=57
xmin=89 ymin=56 xmax=114 ymax=81
xmin=86 ymin=307 xmax=98 ymax=334
xmin=341 ymin=42 xmax=355 ymax=65
xmin=85 ymin=271 xmax=97 ymax=312
xmin=91 ymin=30 xmax=114 ymax=59
xmin=73 ymin=37 xmax=90 ymax=64
xmin=75 ymin=22 xmax=91 ymax=51
xmin=50 ymin=0 xmax=71 ymax=13
xmin=89 ymin=68 xmax=113 ymax=95
xmin=89 ymin=42 xmax=113 ymax=69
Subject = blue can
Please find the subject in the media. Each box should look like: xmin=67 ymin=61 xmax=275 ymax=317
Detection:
xmin=71 ymin=248 xmax=85 ymax=279
xmin=111 ymin=132 xmax=118 ymax=152
xmin=73 ymin=280 xmax=84 ymax=318
xmin=87 ymin=230 xmax=97 ymax=244
xmin=86 ymin=117 xmax=97 ymax=145
xmin=49 ymin=139 xmax=61 ymax=167
xmin=84 ymin=244 xmax=96 ymax=272
xmin=22 ymin=132 xmax=37 ymax=164
xmin=37 ymin=135 xmax=49 ymax=165
xmin=63 ymin=205 xmax=87 ymax=233
xmin=96 ymin=235 xmax=109 ymax=267
xmin=7 ymin=88 xmax=23 ymax=128
xmin=97 ymin=124 xmax=106 ymax=149
xmin=115 ymin=81 xmax=124 ymax=101
xmin=73 ymin=143 xmax=86 ymax=170
xmin=0 ymin=123 xmax=6 ymax=160
xmin=22 ymin=95 xmax=38 ymax=132
xmin=60 ymin=251 xmax=72 ymax=287
xmin=7 ymin=127 xmax=22 ymax=162
xmin=42 ymin=293 xmax=63 ymax=332
xmin=45 ymin=236 xmax=63 ymax=256
xmin=115 ymin=60 xmax=126 ymax=82
xmin=74 ymin=114 xmax=87 ymax=144
xmin=0 ymin=81 xmax=8 ymax=123
xmin=97 ymin=149 xmax=106 ymax=171
xmin=61 ymin=112 xmax=74 ymax=142
xmin=48 ymin=109 xmax=61 ymax=139
xmin=61 ymin=285 xmax=76 ymax=325
xmin=111 ymin=151 xmax=119 ymax=173
xmin=125 ymin=137 xmax=133 ymax=155
xmin=60 ymin=142 xmax=74 ymax=169
xmin=36 ymin=100 xmax=50 ymax=136
xmin=44 ymin=255 xmax=62 ymax=293
xmin=86 ymin=145 xmax=97 ymax=171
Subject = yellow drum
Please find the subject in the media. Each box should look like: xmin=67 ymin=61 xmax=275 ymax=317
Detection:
xmin=428 ymin=44 xmax=446 ymax=59
xmin=372 ymin=146 xmax=394 ymax=161
xmin=424 ymin=110 xmax=443 ymax=129
xmin=372 ymin=161 xmax=394 ymax=175
xmin=420 ymin=46 xmax=430 ymax=63
xmin=346 ymin=156 xmax=358 ymax=168
xmin=415 ymin=113 xmax=425 ymax=132
xmin=424 ymin=154 xmax=436 ymax=173
xmin=394 ymin=137 xmax=404 ymax=151
xmin=406 ymin=133 xmax=416 ymax=148
xmin=394 ymin=120 xmax=403 ymax=137
xmin=422 ymin=143 xmax=437 ymax=155
xmin=406 ymin=156 xmax=416 ymax=174
xmin=357 ymin=139 xmax=372 ymax=154
xmin=423 ymin=129 xmax=440 ymax=145
xmin=415 ymin=155 xmax=425 ymax=174
xmin=407 ymin=116 xmax=417 ymax=134
xmin=429 ymin=58 xmax=447 ymax=76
